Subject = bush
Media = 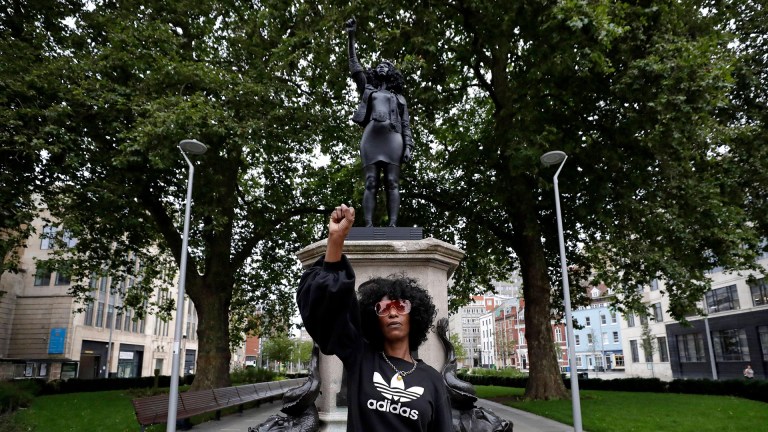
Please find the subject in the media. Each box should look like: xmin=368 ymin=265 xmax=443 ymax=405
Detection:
xmin=459 ymin=371 xmax=767 ymax=404
xmin=0 ymin=380 xmax=42 ymax=413
xmin=668 ymin=378 xmax=768 ymax=403
xmin=470 ymin=368 xmax=528 ymax=379
xmin=229 ymin=367 xmax=278 ymax=384
xmin=39 ymin=374 xmax=195 ymax=395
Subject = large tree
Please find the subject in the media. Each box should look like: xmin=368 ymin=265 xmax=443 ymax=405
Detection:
xmin=308 ymin=0 xmax=768 ymax=399
xmin=0 ymin=0 xmax=79 ymax=273
xmin=8 ymin=0 xmax=765 ymax=400
xmin=27 ymin=0 xmax=354 ymax=389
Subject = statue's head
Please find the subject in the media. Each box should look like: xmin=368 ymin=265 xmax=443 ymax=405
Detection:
xmin=366 ymin=60 xmax=404 ymax=93
xmin=457 ymin=407 xmax=514 ymax=432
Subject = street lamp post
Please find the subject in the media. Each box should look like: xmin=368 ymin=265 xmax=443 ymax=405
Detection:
xmin=541 ymin=150 xmax=583 ymax=432
xmin=167 ymin=139 xmax=207 ymax=432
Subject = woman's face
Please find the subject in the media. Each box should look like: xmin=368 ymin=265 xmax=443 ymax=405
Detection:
xmin=375 ymin=63 xmax=391 ymax=77
xmin=376 ymin=295 xmax=411 ymax=343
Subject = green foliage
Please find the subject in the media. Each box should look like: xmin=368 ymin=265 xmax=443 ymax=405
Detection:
xmin=261 ymin=335 xmax=311 ymax=366
xmin=640 ymin=318 xmax=656 ymax=361
xmin=469 ymin=375 xmax=768 ymax=404
xmin=449 ymin=332 xmax=467 ymax=360
xmin=229 ymin=367 xmax=278 ymax=385
xmin=0 ymin=380 xmax=39 ymax=413
xmin=468 ymin=368 xmax=528 ymax=379
xmin=309 ymin=0 xmax=768 ymax=399
xmin=5 ymin=0 xmax=767 ymax=397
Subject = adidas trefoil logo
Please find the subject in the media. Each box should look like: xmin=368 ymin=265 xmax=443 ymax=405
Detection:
xmin=373 ymin=372 xmax=424 ymax=401
xmin=367 ymin=372 xmax=424 ymax=420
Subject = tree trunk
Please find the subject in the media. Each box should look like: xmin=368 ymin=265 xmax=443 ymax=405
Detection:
xmin=510 ymin=186 xmax=569 ymax=400
xmin=188 ymin=283 xmax=232 ymax=390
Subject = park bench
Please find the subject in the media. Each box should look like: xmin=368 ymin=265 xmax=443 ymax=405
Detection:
xmin=132 ymin=378 xmax=306 ymax=431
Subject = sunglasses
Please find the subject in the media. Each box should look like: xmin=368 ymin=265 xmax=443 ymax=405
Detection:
xmin=374 ymin=299 xmax=412 ymax=316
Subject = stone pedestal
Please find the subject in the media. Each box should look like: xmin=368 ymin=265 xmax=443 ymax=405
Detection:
xmin=296 ymin=237 xmax=464 ymax=431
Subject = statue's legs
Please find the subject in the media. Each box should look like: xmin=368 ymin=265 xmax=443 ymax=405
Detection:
xmin=383 ymin=164 xmax=400 ymax=227
xmin=362 ymin=164 xmax=380 ymax=227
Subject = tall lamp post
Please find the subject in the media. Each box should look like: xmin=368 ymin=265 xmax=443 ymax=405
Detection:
xmin=167 ymin=139 xmax=208 ymax=432
xmin=541 ymin=150 xmax=583 ymax=432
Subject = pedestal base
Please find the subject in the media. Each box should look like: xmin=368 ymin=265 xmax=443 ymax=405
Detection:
xmin=319 ymin=407 xmax=349 ymax=432
xmin=297 ymin=237 xmax=464 ymax=418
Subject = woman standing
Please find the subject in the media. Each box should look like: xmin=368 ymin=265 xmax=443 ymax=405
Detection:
xmin=296 ymin=204 xmax=452 ymax=431
xmin=347 ymin=18 xmax=414 ymax=227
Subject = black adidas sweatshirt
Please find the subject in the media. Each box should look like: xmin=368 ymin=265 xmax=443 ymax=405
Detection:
xmin=296 ymin=255 xmax=453 ymax=432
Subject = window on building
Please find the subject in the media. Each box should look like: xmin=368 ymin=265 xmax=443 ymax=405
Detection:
xmin=62 ymin=230 xmax=77 ymax=248
xmin=629 ymin=340 xmax=639 ymax=362
xmin=677 ymin=333 xmax=706 ymax=362
xmin=84 ymin=302 xmax=94 ymax=326
xmin=614 ymin=354 xmax=625 ymax=367
xmin=712 ymin=329 xmax=750 ymax=361
xmin=642 ymin=339 xmax=653 ymax=362
xmin=587 ymin=333 xmax=594 ymax=345
xmin=611 ymin=312 xmax=617 ymax=324
xmin=34 ymin=268 xmax=52 ymax=286
xmin=40 ymin=226 xmax=57 ymax=250
xmin=705 ymin=285 xmax=740 ymax=313
xmin=759 ymin=326 xmax=768 ymax=361
xmin=652 ymin=303 xmax=663 ymax=322
xmin=106 ymin=305 xmax=114 ymax=329
xmin=576 ymin=356 xmax=583 ymax=367
xmin=591 ymin=288 xmax=599 ymax=298
xmin=627 ymin=314 xmax=635 ymax=327
xmin=115 ymin=309 xmax=123 ymax=331
xmin=600 ymin=314 xmax=607 ymax=325
xmin=602 ymin=332 xmax=609 ymax=345
xmin=750 ymin=278 xmax=768 ymax=306
xmin=639 ymin=314 xmax=648 ymax=326
xmin=124 ymin=309 xmax=132 ymax=331
xmin=54 ymin=272 xmax=71 ymax=286
xmin=613 ymin=331 xmax=619 ymax=343
xmin=95 ymin=302 xmax=104 ymax=327
xmin=650 ymin=279 xmax=659 ymax=291
xmin=575 ymin=335 xmax=580 ymax=346
xmin=657 ymin=336 xmax=669 ymax=362
xmin=555 ymin=327 xmax=562 ymax=342
xmin=585 ymin=316 xmax=591 ymax=326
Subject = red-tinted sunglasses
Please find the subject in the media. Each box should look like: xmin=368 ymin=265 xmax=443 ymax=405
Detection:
xmin=374 ymin=299 xmax=412 ymax=316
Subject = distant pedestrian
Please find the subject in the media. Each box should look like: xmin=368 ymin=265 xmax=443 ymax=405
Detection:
xmin=743 ymin=364 xmax=754 ymax=379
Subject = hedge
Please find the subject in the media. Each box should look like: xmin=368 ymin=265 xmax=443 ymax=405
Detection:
xmin=457 ymin=373 xmax=768 ymax=403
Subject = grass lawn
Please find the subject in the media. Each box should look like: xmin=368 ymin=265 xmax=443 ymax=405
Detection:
xmin=476 ymin=385 xmax=768 ymax=432
xmin=11 ymin=390 xmax=164 ymax=432
xmin=6 ymin=385 xmax=767 ymax=431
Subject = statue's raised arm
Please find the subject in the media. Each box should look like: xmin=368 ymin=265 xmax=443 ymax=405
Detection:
xmin=346 ymin=18 xmax=366 ymax=93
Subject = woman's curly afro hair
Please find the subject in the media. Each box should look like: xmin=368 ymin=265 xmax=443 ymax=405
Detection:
xmin=364 ymin=60 xmax=405 ymax=94
xmin=357 ymin=276 xmax=436 ymax=352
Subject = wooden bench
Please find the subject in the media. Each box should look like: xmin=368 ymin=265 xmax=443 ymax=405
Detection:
xmin=132 ymin=378 xmax=306 ymax=431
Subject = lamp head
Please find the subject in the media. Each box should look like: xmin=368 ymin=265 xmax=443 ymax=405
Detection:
xmin=179 ymin=139 xmax=208 ymax=155
xmin=540 ymin=150 xmax=567 ymax=166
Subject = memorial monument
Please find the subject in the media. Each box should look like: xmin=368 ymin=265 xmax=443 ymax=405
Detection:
xmin=252 ymin=18 xmax=513 ymax=432
xmin=346 ymin=17 xmax=413 ymax=228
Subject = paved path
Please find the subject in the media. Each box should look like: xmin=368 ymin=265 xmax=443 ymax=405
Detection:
xmin=193 ymin=398 xmax=575 ymax=432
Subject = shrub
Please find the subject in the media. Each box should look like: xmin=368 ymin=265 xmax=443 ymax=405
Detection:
xmin=0 ymin=380 xmax=40 ymax=413
xmin=668 ymin=378 xmax=768 ymax=403
xmin=39 ymin=374 xmax=195 ymax=395
xmin=230 ymin=367 xmax=278 ymax=384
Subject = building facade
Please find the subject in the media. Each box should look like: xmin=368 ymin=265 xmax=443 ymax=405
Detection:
xmin=572 ymin=284 xmax=625 ymax=373
xmin=620 ymin=254 xmax=768 ymax=381
xmin=0 ymin=214 xmax=198 ymax=380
